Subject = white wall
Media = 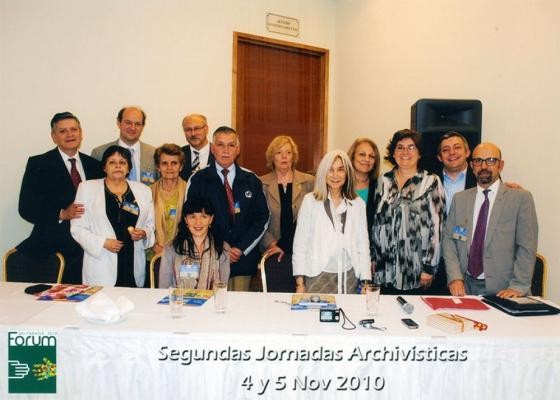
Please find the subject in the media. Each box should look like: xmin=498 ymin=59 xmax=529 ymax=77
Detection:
xmin=334 ymin=0 xmax=560 ymax=301
xmin=0 ymin=0 xmax=336 ymax=262
xmin=2 ymin=0 xmax=558 ymax=301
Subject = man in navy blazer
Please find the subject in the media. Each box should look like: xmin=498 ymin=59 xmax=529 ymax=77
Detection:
xmin=17 ymin=112 xmax=103 ymax=283
xmin=443 ymin=142 xmax=538 ymax=297
xmin=187 ymin=126 xmax=269 ymax=291
xmin=180 ymin=113 xmax=214 ymax=181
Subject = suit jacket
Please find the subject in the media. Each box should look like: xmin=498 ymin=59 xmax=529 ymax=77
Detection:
xmin=91 ymin=140 xmax=157 ymax=185
xmin=17 ymin=148 xmax=103 ymax=257
xmin=70 ymin=179 xmax=155 ymax=287
xmin=180 ymin=144 xmax=215 ymax=181
xmin=259 ymin=170 xmax=315 ymax=251
xmin=187 ymin=163 xmax=270 ymax=277
xmin=442 ymin=182 xmax=538 ymax=295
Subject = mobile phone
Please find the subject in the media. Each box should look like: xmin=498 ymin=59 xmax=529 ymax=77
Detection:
xmin=401 ymin=318 xmax=419 ymax=329
xmin=24 ymin=284 xmax=52 ymax=295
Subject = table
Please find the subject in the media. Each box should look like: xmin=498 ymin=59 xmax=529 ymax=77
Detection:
xmin=1 ymin=282 xmax=559 ymax=399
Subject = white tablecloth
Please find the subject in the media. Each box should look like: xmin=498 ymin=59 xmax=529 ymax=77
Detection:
xmin=1 ymin=282 xmax=559 ymax=400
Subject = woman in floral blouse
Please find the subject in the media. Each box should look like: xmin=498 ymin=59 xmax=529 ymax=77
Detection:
xmin=371 ymin=129 xmax=445 ymax=294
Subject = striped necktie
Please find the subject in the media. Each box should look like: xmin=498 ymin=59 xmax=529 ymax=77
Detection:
xmin=192 ymin=150 xmax=200 ymax=171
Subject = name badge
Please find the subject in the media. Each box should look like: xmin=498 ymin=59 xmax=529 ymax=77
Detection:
xmin=234 ymin=201 xmax=241 ymax=214
xmin=122 ymin=201 xmax=139 ymax=216
xmin=168 ymin=206 xmax=177 ymax=218
xmin=141 ymin=171 xmax=156 ymax=185
xmin=179 ymin=263 xmax=200 ymax=280
xmin=452 ymin=226 xmax=468 ymax=241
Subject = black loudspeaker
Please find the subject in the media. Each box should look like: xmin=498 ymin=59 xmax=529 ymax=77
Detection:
xmin=411 ymin=99 xmax=482 ymax=174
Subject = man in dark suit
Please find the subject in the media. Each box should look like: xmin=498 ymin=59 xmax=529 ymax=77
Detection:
xmin=180 ymin=113 xmax=214 ymax=180
xmin=187 ymin=126 xmax=269 ymax=291
xmin=17 ymin=112 xmax=103 ymax=283
xmin=443 ymin=142 xmax=538 ymax=297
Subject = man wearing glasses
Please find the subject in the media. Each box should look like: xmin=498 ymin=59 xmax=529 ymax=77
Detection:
xmin=442 ymin=142 xmax=538 ymax=298
xmin=91 ymin=106 xmax=157 ymax=185
xmin=180 ymin=113 xmax=214 ymax=180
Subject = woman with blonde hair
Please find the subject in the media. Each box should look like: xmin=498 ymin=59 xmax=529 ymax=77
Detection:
xmin=292 ymin=150 xmax=371 ymax=294
xmin=347 ymin=138 xmax=380 ymax=234
xmin=260 ymin=135 xmax=314 ymax=291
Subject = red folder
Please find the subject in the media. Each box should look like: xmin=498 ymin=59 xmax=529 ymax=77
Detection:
xmin=422 ymin=297 xmax=489 ymax=310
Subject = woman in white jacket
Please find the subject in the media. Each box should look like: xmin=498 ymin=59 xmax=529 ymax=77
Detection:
xmin=292 ymin=150 xmax=371 ymax=294
xmin=71 ymin=146 xmax=155 ymax=287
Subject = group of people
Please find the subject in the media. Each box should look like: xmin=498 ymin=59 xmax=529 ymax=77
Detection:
xmin=16 ymin=107 xmax=539 ymax=299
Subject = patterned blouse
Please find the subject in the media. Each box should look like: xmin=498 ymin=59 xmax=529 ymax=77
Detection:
xmin=371 ymin=168 xmax=445 ymax=290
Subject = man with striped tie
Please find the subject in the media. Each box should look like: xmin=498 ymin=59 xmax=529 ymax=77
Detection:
xmin=17 ymin=112 xmax=103 ymax=283
xmin=180 ymin=113 xmax=214 ymax=180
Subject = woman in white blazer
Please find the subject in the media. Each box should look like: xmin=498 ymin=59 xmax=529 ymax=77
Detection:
xmin=71 ymin=146 xmax=155 ymax=287
xmin=292 ymin=150 xmax=372 ymax=294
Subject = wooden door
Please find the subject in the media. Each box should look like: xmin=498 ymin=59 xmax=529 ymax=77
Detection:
xmin=233 ymin=32 xmax=329 ymax=176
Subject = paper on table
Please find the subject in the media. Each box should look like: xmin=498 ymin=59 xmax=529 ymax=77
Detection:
xmin=76 ymin=293 xmax=134 ymax=323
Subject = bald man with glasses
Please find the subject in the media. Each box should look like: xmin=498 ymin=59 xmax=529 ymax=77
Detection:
xmin=442 ymin=142 xmax=538 ymax=298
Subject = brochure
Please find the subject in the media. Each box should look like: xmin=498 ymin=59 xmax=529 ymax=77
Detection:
xmin=158 ymin=289 xmax=213 ymax=306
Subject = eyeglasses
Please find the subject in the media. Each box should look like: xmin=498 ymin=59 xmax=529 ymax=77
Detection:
xmin=471 ymin=157 xmax=500 ymax=166
xmin=122 ymin=120 xmax=143 ymax=128
xmin=184 ymin=125 xmax=207 ymax=133
xmin=395 ymin=144 xmax=417 ymax=153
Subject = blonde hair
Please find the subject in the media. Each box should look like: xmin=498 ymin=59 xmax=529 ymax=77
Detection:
xmin=313 ymin=150 xmax=357 ymax=201
xmin=264 ymin=135 xmax=299 ymax=171
xmin=347 ymin=137 xmax=381 ymax=180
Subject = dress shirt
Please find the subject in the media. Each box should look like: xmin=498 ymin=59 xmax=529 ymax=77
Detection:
xmin=118 ymin=139 xmax=140 ymax=182
xmin=57 ymin=148 xmax=85 ymax=182
xmin=215 ymin=162 xmax=235 ymax=187
xmin=443 ymin=167 xmax=467 ymax=214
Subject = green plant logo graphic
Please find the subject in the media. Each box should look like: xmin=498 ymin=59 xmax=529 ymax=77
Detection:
xmin=33 ymin=357 xmax=57 ymax=381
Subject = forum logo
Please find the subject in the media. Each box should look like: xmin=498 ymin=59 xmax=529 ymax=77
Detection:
xmin=8 ymin=331 xmax=57 ymax=394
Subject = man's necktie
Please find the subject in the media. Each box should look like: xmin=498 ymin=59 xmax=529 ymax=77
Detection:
xmin=221 ymin=169 xmax=235 ymax=217
xmin=69 ymin=158 xmax=82 ymax=189
xmin=468 ymin=189 xmax=490 ymax=278
xmin=128 ymin=148 xmax=137 ymax=181
xmin=192 ymin=150 xmax=200 ymax=172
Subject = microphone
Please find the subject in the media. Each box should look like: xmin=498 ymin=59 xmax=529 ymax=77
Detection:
xmin=396 ymin=296 xmax=414 ymax=314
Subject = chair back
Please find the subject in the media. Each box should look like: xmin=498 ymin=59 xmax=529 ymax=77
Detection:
xmin=3 ymin=248 xmax=65 ymax=283
xmin=258 ymin=253 xmax=296 ymax=293
xmin=150 ymin=254 xmax=162 ymax=289
xmin=531 ymin=253 xmax=547 ymax=297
